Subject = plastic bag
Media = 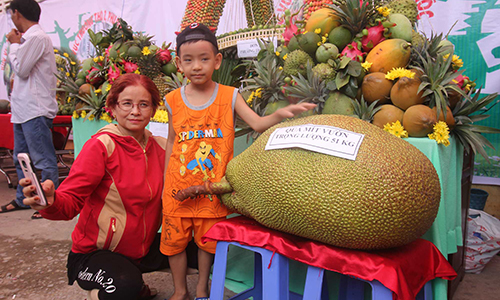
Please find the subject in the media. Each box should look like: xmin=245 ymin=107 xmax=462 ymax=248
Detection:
xmin=465 ymin=209 xmax=500 ymax=274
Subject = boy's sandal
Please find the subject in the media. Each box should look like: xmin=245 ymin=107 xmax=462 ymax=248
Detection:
xmin=138 ymin=284 xmax=157 ymax=300
xmin=194 ymin=298 xmax=210 ymax=300
xmin=0 ymin=200 xmax=30 ymax=213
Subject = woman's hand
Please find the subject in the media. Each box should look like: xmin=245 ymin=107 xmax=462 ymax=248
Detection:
xmin=19 ymin=178 xmax=55 ymax=211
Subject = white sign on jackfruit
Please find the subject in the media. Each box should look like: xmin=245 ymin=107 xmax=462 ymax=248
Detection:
xmin=265 ymin=124 xmax=364 ymax=160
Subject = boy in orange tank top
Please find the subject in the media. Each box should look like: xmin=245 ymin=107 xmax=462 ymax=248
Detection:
xmin=160 ymin=23 xmax=316 ymax=300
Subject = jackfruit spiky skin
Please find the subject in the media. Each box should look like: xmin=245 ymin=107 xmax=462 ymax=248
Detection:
xmin=283 ymin=50 xmax=314 ymax=77
xmin=387 ymin=0 xmax=418 ymax=25
xmin=222 ymin=115 xmax=440 ymax=250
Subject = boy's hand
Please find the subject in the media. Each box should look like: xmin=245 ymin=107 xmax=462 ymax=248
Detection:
xmin=19 ymin=178 xmax=55 ymax=211
xmin=276 ymin=102 xmax=317 ymax=119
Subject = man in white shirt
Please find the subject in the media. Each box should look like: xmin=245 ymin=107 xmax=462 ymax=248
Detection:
xmin=0 ymin=0 xmax=58 ymax=218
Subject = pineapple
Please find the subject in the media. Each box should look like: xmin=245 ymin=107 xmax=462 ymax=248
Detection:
xmin=351 ymin=97 xmax=382 ymax=121
xmin=242 ymin=55 xmax=288 ymax=116
xmin=452 ymin=89 xmax=500 ymax=160
xmin=329 ymin=0 xmax=384 ymax=36
xmin=284 ymin=62 xmax=330 ymax=113
xmin=152 ymin=75 xmax=169 ymax=102
xmin=413 ymin=33 xmax=465 ymax=120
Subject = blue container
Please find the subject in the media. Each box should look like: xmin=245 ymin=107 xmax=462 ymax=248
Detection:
xmin=470 ymin=188 xmax=489 ymax=210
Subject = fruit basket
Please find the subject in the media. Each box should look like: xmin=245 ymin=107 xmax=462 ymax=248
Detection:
xmin=217 ymin=28 xmax=285 ymax=50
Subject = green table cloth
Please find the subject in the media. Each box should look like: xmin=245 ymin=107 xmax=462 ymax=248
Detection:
xmin=221 ymin=136 xmax=463 ymax=300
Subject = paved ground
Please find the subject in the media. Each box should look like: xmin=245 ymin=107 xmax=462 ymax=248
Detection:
xmin=1 ymin=153 xmax=499 ymax=300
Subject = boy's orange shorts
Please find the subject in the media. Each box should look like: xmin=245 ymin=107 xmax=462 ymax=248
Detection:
xmin=160 ymin=215 xmax=226 ymax=255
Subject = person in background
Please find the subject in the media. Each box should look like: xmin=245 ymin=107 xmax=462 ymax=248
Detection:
xmin=0 ymin=0 xmax=58 ymax=219
xmin=161 ymin=23 xmax=316 ymax=300
xmin=20 ymin=74 xmax=170 ymax=300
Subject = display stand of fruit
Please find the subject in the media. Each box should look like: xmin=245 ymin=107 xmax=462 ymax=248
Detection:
xmin=180 ymin=0 xmax=227 ymax=31
xmin=240 ymin=0 xmax=499 ymax=160
xmin=55 ymin=18 xmax=175 ymax=124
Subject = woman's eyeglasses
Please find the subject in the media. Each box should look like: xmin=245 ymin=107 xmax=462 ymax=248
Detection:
xmin=117 ymin=101 xmax=152 ymax=112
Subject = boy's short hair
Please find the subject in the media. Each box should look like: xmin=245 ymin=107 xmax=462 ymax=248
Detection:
xmin=176 ymin=23 xmax=219 ymax=57
xmin=8 ymin=0 xmax=41 ymax=22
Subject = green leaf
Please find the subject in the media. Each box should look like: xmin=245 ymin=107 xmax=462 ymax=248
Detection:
xmin=335 ymin=74 xmax=349 ymax=89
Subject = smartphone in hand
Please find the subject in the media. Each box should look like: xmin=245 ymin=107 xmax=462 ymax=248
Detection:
xmin=17 ymin=153 xmax=48 ymax=206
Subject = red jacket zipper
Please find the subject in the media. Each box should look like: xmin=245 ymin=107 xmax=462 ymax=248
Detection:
xmin=103 ymin=217 xmax=116 ymax=250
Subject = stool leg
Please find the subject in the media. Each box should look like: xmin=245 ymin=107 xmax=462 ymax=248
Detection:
xmin=416 ymin=281 xmax=433 ymax=300
xmin=338 ymin=275 xmax=365 ymax=300
xmin=303 ymin=266 xmax=326 ymax=300
xmin=210 ymin=242 xmax=230 ymax=300
xmin=369 ymin=280 xmax=393 ymax=300
xmin=260 ymin=249 xmax=289 ymax=300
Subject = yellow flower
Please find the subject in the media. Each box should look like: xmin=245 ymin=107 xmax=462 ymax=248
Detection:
xmin=70 ymin=61 xmax=76 ymax=65
xmin=452 ymin=55 xmax=463 ymax=68
xmin=99 ymin=56 xmax=105 ymax=62
xmin=385 ymin=68 xmax=415 ymax=80
xmin=314 ymin=28 xmax=321 ymax=34
xmin=282 ymin=53 xmax=288 ymax=60
xmin=63 ymin=53 xmax=69 ymax=58
xmin=377 ymin=7 xmax=391 ymax=17
xmin=80 ymin=111 xmax=87 ymax=118
xmin=66 ymin=72 xmax=70 ymax=77
xmin=317 ymin=42 xmax=322 ymax=46
xmin=361 ymin=61 xmax=372 ymax=71
xmin=134 ymin=69 xmax=141 ymax=74
xmin=100 ymin=112 xmax=113 ymax=123
xmin=93 ymin=57 xmax=99 ymax=63
xmin=276 ymin=51 xmax=280 ymax=56
xmin=53 ymin=49 xmax=59 ymax=53
xmin=255 ymin=88 xmax=263 ymax=98
xmin=105 ymin=84 xmax=112 ymax=91
xmin=142 ymin=46 xmax=151 ymax=56
xmin=151 ymin=109 xmax=169 ymax=123
xmin=95 ymin=89 xmax=102 ymax=94
xmin=72 ymin=111 xmax=79 ymax=119
xmin=66 ymin=97 xmax=71 ymax=103
xmin=88 ymin=114 xmax=95 ymax=121
xmin=325 ymin=33 xmax=329 ymax=37
xmin=247 ymin=91 xmax=255 ymax=105
xmin=321 ymin=36 xmax=327 ymax=43
xmin=383 ymin=120 xmax=408 ymax=138
xmin=428 ymin=121 xmax=450 ymax=146
xmin=279 ymin=66 xmax=283 ymax=70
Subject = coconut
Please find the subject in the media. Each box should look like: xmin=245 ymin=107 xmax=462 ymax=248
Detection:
xmin=390 ymin=75 xmax=425 ymax=111
xmin=361 ymin=72 xmax=393 ymax=104
xmin=372 ymin=105 xmax=404 ymax=129
xmin=403 ymin=105 xmax=437 ymax=137
xmin=432 ymin=106 xmax=455 ymax=129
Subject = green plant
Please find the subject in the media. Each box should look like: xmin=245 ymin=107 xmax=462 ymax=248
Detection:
xmin=452 ymin=89 xmax=500 ymax=161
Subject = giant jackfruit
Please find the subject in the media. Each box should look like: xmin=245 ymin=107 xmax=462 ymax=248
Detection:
xmin=175 ymin=115 xmax=441 ymax=250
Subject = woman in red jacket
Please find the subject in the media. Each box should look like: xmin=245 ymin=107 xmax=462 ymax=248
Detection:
xmin=20 ymin=73 xmax=171 ymax=300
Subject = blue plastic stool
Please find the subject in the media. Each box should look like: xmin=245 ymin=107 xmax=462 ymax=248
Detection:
xmin=337 ymin=274 xmax=433 ymax=300
xmin=210 ymin=241 xmax=290 ymax=300
xmin=210 ymin=241 xmax=433 ymax=300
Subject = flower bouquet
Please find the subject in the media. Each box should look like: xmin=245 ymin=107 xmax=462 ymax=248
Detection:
xmin=56 ymin=18 xmax=177 ymax=124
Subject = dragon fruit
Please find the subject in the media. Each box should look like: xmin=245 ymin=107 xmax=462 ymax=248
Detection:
xmin=341 ymin=42 xmax=365 ymax=62
xmin=283 ymin=9 xmax=299 ymax=45
xmin=361 ymin=22 xmax=386 ymax=52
